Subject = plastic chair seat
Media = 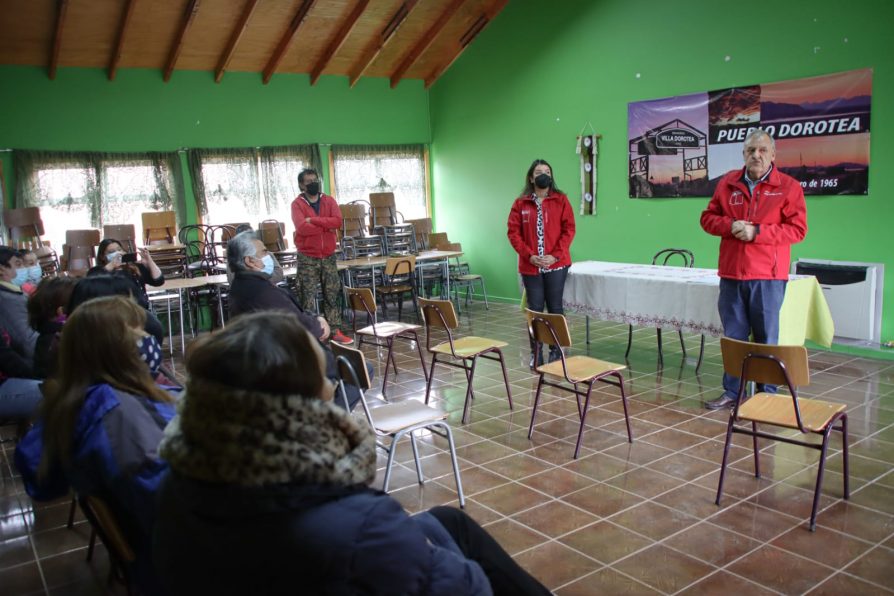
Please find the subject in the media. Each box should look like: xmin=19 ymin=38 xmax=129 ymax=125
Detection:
xmin=536 ymin=356 xmax=626 ymax=383
xmin=431 ymin=336 xmax=508 ymax=358
xmin=738 ymin=393 xmax=847 ymax=432
xmin=369 ymin=400 xmax=448 ymax=434
xmin=356 ymin=321 xmax=421 ymax=338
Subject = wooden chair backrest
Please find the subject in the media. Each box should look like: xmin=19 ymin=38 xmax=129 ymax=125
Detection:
xmin=82 ymin=495 xmax=136 ymax=563
xmin=65 ymin=229 xmax=100 ymax=247
xmin=142 ymin=211 xmax=176 ymax=244
xmin=331 ymin=343 xmax=372 ymax=391
xmin=369 ymin=192 xmax=397 ymax=230
xmin=258 ymin=220 xmax=286 ymax=251
xmin=103 ymin=224 xmax=137 ymax=252
xmin=419 ymin=297 xmax=458 ymax=330
xmin=345 ymin=286 xmax=376 ymax=315
xmin=3 ymin=207 xmax=44 ymax=234
xmin=385 ymin=255 xmax=415 ymax=276
xmin=341 ymin=204 xmax=367 ymax=238
xmin=428 ymin=232 xmax=450 ymax=250
xmin=525 ymin=309 xmax=573 ymax=348
xmin=720 ymin=337 xmax=810 ymax=387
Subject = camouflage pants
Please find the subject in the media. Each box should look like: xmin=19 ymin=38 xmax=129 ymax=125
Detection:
xmin=295 ymin=253 xmax=344 ymax=329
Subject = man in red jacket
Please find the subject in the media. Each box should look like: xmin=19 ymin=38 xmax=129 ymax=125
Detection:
xmin=700 ymin=129 xmax=807 ymax=409
xmin=291 ymin=169 xmax=352 ymax=345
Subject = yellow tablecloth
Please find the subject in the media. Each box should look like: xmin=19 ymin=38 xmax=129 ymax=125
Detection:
xmin=778 ymin=276 xmax=835 ymax=348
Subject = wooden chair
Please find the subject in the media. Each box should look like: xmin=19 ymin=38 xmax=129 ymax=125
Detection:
xmin=259 ymin=219 xmax=297 ymax=266
xmin=102 ymin=224 xmax=137 ymax=253
xmin=332 ymin=343 xmax=464 ymax=507
xmin=62 ymin=229 xmax=101 ymax=274
xmin=405 ymin=217 xmax=432 ymax=250
xmin=419 ymin=298 xmax=513 ymax=424
xmin=526 ymin=309 xmax=632 ymax=459
xmin=626 ymin=248 xmax=705 ymax=371
xmin=3 ymin=207 xmax=58 ymax=275
xmin=445 ymin=242 xmax=488 ymax=310
xmin=345 ymin=287 xmax=427 ymax=398
xmin=377 ymin=255 xmax=419 ymax=321
xmin=141 ymin=211 xmax=176 ymax=245
xmin=428 ymin=232 xmax=450 ymax=251
xmin=369 ymin=192 xmax=400 ymax=232
xmin=80 ymin=495 xmax=137 ymax=594
xmin=715 ymin=337 xmax=849 ymax=531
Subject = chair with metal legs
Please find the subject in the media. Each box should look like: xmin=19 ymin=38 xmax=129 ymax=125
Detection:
xmin=332 ymin=343 xmax=465 ymax=508
xmin=419 ymin=298 xmax=513 ymax=424
xmin=526 ymin=309 xmax=633 ymax=459
xmin=715 ymin=337 xmax=849 ymax=531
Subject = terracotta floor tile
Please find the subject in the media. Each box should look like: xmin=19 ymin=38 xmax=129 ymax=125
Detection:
xmin=454 ymin=440 xmax=518 ymax=465
xmin=562 ymin=452 xmax=636 ymax=482
xmin=473 ymin=482 xmax=552 ymax=516
xmin=556 ymin=567 xmax=660 ymax=595
xmin=816 ymin=501 xmax=894 ymax=543
xmin=481 ymin=518 xmax=549 ymax=556
xmin=728 ymin=545 xmax=837 ymax=595
xmin=771 ymin=525 xmax=873 ymax=569
xmin=0 ymin=536 xmax=35 ymax=570
xmin=605 ymin=467 xmax=684 ymax=499
xmin=805 ymin=571 xmax=894 ymax=595
xmin=655 ymin=482 xmax=737 ymax=518
xmin=602 ymin=441 xmax=674 ymax=466
xmin=0 ymin=514 xmax=30 ymax=542
xmin=645 ymin=452 xmax=717 ymax=481
xmin=511 ymin=501 xmax=599 ymax=538
xmin=613 ymin=544 xmax=715 ymax=593
xmin=665 ymin=522 xmax=761 ymax=566
xmin=843 ymin=545 xmax=894 ymax=588
xmin=608 ymin=500 xmax=698 ymax=541
xmin=745 ymin=482 xmax=839 ymax=521
xmin=521 ymin=467 xmax=595 ymax=498
xmin=0 ymin=562 xmax=44 ymax=595
xmin=561 ymin=483 xmax=644 ymax=518
xmin=558 ymin=520 xmax=653 ymax=564
xmin=388 ymin=480 xmax=461 ymax=514
xmin=850 ymin=483 xmax=894 ymax=515
xmin=677 ymin=570 xmax=781 ymax=595
xmin=710 ymin=501 xmax=802 ymax=542
xmin=511 ymin=541 xmax=601 ymax=590
xmin=481 ymin=454 xmax=552 ymax=481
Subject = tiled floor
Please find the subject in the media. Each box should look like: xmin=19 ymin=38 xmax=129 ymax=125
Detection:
xmin=3 ymin=301 xmax=894 ymax=594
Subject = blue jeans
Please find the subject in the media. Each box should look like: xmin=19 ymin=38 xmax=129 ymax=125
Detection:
xmin=719 ymin=279 xmax=786 ymax=398
xmin=0 ymin=378 xmax=43 ymax=419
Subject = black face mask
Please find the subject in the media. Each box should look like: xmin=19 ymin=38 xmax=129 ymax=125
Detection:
xmin=534 ymin=173 xmax=552 ymax=190
xmin=305 ymin=182 xmax=320 ymax=196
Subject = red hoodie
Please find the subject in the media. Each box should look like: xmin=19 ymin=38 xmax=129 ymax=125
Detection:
xmin=507 ymin=191 xmax=576 ymax=275
xmin=291 ymin=193 xmax=342 ymax=259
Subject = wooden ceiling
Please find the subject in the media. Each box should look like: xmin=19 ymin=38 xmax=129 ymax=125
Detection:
xmin=0 ymin=0 xmax=509 ymax=88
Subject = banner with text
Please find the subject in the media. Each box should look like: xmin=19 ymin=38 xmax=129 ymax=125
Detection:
xmin=628 ymin=68 xmax=871 ymax=198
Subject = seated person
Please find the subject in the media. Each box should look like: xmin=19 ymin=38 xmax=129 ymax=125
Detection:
xmin=68 ymin=274 xmax=165 ymax=347
xmin=0 ymin=325 xmax=42 ymax=421
xmin=19 ymin=250 xmax=43 ymax=296
xmin=227 ymin=231 xmax=365 ymax=410
xmin=225 ymin=223 xmax=285 ymax=285
xmin=154 ymin=312 xmax=550 ymax=596
xmin=0 ymin=246 xmax=39 ymax=360
xmin=89 ymin=239 xmax=164 ymax=310
xmin=27 ymin=276 xmax=79 ymax=379
xmin=15 ymin=295 xmax=176 ymax=594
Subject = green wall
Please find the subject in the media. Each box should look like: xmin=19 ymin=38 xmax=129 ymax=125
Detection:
xmin=430 ymin=0 xmax=894 ymax=342
xmin=0 ymin=65 xmax=431 ymax=217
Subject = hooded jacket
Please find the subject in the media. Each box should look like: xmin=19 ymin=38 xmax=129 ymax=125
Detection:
xmin=154 ymin=378 xmax=491 ymax=595
xmin=0 ymin=280 xmax=38 ymax=360
xmin=507 ymin=191 xmax=576 ymax=275
xmin=291 ymin=192 xmax=342 ymax=259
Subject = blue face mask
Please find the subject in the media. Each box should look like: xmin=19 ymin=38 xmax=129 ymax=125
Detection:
xmin=261 ymin=254 xmax=275 ymax=277
xmin=26 ymin=265 xmax=42 ymax=284
xmin=11 ymin=268 xmax=29 ymax=287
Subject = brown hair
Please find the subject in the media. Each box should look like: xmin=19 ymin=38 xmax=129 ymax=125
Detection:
xmin=186 ymin=311 xmax=326 ymax=397
xmin=28 ymin=276 xmax=79 ymax=330
xmin=39 ymin=296 xmax=174 ymax=477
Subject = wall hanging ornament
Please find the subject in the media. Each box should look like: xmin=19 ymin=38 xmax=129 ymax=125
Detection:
xmin=576 ymin=124 xmax=600 ymax=215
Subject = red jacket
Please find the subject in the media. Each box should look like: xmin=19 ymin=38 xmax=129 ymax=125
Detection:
xmin=291 ymin=193 xmax=342 ymax=259
xmin=700 ymin=166 xmax=807 ymax=281
xmin=507 ymin=191 xmax=576 ymax=275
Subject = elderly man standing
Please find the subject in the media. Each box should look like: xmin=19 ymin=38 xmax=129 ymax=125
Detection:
xmin=700 ymin=129 xmax=807 ymax=410
xmin=291 ymin=168 xmax=352 ymax=345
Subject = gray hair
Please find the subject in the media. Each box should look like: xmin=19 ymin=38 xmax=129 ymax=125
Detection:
xmin=744 ymin=128 xmax=775 ymax=151
xmin=227 ymin=231 xmax=259 ymax=272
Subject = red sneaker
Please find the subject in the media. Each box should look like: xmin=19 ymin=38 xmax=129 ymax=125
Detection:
xmin=330 ymin=329 xmax=354 ymax=345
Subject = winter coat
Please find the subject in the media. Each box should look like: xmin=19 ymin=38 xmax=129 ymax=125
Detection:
xmin=291 ymin=193 xmax=342 ymax=259
xmin=507 ymin=191 xmax=576 ymax=275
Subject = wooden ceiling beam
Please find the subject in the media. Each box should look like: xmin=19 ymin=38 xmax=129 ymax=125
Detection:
xmin=424 ymin=0 xmax=508 ymax=89
xmin=108 ymin=0 xmax=139 ymax=81
xmin=48 ymin=0 xmax=70 ymax=80
xmin=164 ymin=0 xmax=201 ymax=82
xmin=348 ymin=0 xmax=419 ymax=88
xmin=262 ymin=0 xmax=315 ymax=85
xmin=389 ymin=0 xmax=467 ymax=89
xmin=215 ymin=0 xmax=260 ymax=83
xmin=309 ymin=0 xmax=370 ymax=86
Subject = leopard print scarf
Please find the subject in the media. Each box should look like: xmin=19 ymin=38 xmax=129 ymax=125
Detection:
xmin=160 ymin=377 xmax=376 ymax=488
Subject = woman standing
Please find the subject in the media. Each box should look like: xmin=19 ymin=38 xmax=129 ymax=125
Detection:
xmin=507 ymin=159 xmax=576 ymax=367
xmin=89 ymin=239 xmax=164 ymax=310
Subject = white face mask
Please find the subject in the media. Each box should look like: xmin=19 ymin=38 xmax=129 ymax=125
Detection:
xmin=106 ymin=251 xmax=123 ymax=263
xmin=26 ymin=265 xmax=42 ymax=284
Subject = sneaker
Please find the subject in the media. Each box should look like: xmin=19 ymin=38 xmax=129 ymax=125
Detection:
xmin=330 ymin=330 xmax=354 ymax=345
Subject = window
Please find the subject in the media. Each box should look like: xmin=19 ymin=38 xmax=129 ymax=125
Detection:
xmin=189 ymin=146 xmax=320 ymax=231
xmin=331 ymin=145 xmax=428 ymax=220
xmin=14 ymin=151 xmax=182 ymax=250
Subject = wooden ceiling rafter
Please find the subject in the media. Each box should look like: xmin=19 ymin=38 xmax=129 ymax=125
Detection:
xmin=309 ymin=0 xmax=370 ymax=86
xmin=262 ymin=0 xmax=316 ymax=85
xmin=389 ymin=0 xmax=467 ymax=89
xmin=48 ymin=0 xmax=70 ymax=80
xmin=108 ymin=0 xmax=139 ymax=81
xmin=348 ymin=0 xmax=420 ymax=88
xmin=215 ymin=0 xmax=261 ymax=83
xmin=424 ymin=0 xmax=509 ymax=89
xmin=164 ymin=0 xmax=202 ymax=82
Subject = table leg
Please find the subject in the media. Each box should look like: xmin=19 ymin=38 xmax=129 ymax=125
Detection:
xmin=586 ymin=315 xmax=590 ymax=345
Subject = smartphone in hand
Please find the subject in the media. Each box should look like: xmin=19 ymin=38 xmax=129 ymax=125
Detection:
xmin=122 ymin=252 xmax=138 ymax=264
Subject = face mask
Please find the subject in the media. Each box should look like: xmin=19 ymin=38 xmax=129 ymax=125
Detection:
xmin=26 ymin=265 xmax=42 ymax=284
xmin=261 ymin=254 xmax=275 ymax=277
xmin=11 ymin=268 xmax=29 ymax=287
xmin=305 ymin=182 xmax=321 ymax=196
xmin=534 ymin=173 xmax=552 ymax=190
xmin=106 ymin=251 xmax=122 ymax=263
xmin=136 ymin=334 xmax=162 ymax=374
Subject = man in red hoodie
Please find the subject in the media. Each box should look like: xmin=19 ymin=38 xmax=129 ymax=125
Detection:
xmin=700 ymin=129 xmax=807 ymax=409
xmin=291 ymin=169 xmax=352 ymax=345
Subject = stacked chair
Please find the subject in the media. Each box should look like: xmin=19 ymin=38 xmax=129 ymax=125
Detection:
xmin=62 ymin=229 xmax=101 ymax=275
xmin=369 ymin=192 xmax=415 ymax=255
xmin=3 ymin=206 xmax=58 ymax=275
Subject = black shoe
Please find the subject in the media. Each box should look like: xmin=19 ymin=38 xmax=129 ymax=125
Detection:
xmin=529 ymin=351 xmax=543 ymax=369
xmin=705 ymin=394 xmax=737 ymax=410
xmin=548 ymin=347 xmax=563 ymax=363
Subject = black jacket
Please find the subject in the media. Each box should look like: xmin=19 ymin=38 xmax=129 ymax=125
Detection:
xmin=228 ymin=270 xmax=323 ymax=339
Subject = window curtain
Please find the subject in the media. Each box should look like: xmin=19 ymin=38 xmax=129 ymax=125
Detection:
xmin=330 ymin=144 xmax=427 ymax=220
xmin=13 ymin=149 xmax=185 ymax=228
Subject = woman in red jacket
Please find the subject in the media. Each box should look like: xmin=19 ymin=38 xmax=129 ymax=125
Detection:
xmin=507 ymin=159 xmax=576 ymax=367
